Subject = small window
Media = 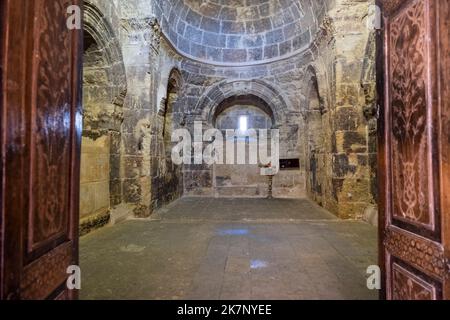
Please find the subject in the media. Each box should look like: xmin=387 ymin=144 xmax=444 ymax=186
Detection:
xmin=280 ymin=159 xmax=300 ymax=170
xmin=239 ymin=116 xmax=248 ymax=132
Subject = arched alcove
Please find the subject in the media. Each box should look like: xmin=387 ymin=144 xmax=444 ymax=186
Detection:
xmin=195 ymin=80 xmax=289 ymax=128
xmin=212 ymin=95 xmax=275 ymax=129
xmin=184 ymin=80 xmax=305 ymax=199
xmin=80 ymin=2 xmax=127 ymax=235
xmin=162 ymin=69 xmax=183 ymax=153
xmin=156 ymin=68 xmax=184 ymax=206
xmin=212 ymin=95 xmax=274 ymax=198
xmin=304 ymin=73 xmax=325 ymax=205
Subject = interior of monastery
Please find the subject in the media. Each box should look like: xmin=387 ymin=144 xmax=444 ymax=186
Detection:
xmin=80 ymin=0 xmax=378 ymax=235
xmin=1 ymin=0 xmax=449 ymax=301
xmin=78 ymin=0 xmax=379 ymax=299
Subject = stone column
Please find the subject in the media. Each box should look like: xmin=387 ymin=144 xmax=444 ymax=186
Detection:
xmin=118 ymin=5 xmax=156 ymax=217
xmin=328 ymin=0 xmax=376 ymax=219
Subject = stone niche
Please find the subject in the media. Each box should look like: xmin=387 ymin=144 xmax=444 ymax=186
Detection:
xmin=194 ymin=103 xmax=307 ymax=199
xmin=77 ymin=0 xmax=377 ymax=225
xmin=214 ymin=104 xmax=272 ymax=198
xmin=80 ymin=11 xmax=127 ymax=233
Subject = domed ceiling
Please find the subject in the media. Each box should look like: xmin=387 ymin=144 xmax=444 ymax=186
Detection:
xmin=154 ymin=0 xmax=329 ymax=65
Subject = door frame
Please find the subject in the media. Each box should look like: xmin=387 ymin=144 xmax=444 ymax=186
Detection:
xmin=375 ymin=0 xmax=387 ymax=300
xmin=376 ymin=0 xmax=450 ymax=300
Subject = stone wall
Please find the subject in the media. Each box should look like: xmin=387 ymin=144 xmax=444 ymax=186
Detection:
xmin=318 ymin=0 xmax=377 ymax=220
xmin=152 ymin=68 xmax=184 ymax=207
xmin=81 ymin=1 xmax=127 ymax=234
xmin=80 ymin=0 xmax=185 ymax=234
xmin=216 ymin=105 xmax=272 ymax=130
xmin=173 ymin=63 xmax=307 ymax=198
xmin=79 ymin=0 xmax=378 ymax=231
xmin=154 ymin=0 xmax=377 ymax=220
xmin=80 ymin=136 xmax=110 ymax=220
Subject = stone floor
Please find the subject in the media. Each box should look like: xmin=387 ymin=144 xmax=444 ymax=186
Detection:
xmin=80 ymin=197 xmax=379 ymax=300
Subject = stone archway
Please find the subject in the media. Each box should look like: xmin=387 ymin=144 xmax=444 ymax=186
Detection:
xmin=212 ymin=95 xmax=275 ymax=198
xmin=80 ymin=1 xmax=127 ymax=235
xmin=153 ymin=68 xmax=184 ymax=207
xmin=211 ymin=95 xmax=276 ymax=129
xmin=304 ymin=71 xmax=326 ymax=205
xmin=184 ymin=80 xmax=305 ymax=198
xmin=160 ymin=68 xmax=184 ymax=149
xmin=194 ymin=80 xmax=289 ymax=128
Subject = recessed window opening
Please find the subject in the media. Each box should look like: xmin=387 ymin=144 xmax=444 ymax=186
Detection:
xmin=239 ymin=116 xmax=248 ymax=132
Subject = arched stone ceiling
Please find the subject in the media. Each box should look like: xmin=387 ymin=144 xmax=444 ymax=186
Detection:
xmin=154 ymin=0 xmax=330 ymax=65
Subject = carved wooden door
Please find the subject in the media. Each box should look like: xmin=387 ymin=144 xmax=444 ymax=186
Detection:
xmin=378 ymin=0 xmax=450 ymax=300
xmin=0 ymin=0 xmax=83 ymax=299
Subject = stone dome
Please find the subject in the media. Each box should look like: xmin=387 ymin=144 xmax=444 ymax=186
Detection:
xmin=154 ymin=0 xmax=329 ymax=65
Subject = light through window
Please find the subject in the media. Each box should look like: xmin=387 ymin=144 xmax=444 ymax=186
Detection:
xmin=239 ymin=116 xmax=248 ymax=132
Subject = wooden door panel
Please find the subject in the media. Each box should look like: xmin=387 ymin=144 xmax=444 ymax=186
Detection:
xmin=1 ymin=0 xmax=82 ymax=300
xmin=388 ymin=0 xmax=438 ymax=233
xmin=21 ymin=243 xmax=74 ymax=300
xmin=27 ymin=0 xmax=73 ymax=256
xmin=379 ymin=0 xmax=450 ymax=300
xmin=391 ymin=260 xmax=439 ymax=300
xmin=438 ymin=0 xmax=450 ymax=300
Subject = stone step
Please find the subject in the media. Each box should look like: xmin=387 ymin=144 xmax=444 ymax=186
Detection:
xmin=215 ymin=185 xmax=263 ymax=198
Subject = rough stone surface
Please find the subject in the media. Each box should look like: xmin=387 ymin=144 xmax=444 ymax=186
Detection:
xmin=80 ymin=197 xmax=378 ymax=300
xmin=153 ymin=0 xmax=331 ymax=64
xmin=81 ymin=0 xmax=378 ymax=233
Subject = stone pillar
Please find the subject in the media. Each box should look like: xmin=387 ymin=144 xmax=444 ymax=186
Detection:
xmin=328 ymin=0 xmax=376 ymax=219
xmin=119 ymin=8 xmax=156 ymax=217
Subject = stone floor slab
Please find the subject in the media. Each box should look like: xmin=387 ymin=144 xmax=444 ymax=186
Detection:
xmin=80 ymin=197 xmax=378 ymax=300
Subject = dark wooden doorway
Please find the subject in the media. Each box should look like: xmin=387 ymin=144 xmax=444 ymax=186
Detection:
xmin=378 ymin=0 xmax=450 ymax=300
xmin=0 ymin=0 xmax=83 ymax=299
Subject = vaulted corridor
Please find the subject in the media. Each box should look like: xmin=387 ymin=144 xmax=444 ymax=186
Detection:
xmin=80 ymin=198 xmax=377 ymax=300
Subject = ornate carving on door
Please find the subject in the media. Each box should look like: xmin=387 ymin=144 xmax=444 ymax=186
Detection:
xmin=378 ymin=0 xmax=450 ymax=300
xmin=0 ymin=0 xmax=82 ymax=300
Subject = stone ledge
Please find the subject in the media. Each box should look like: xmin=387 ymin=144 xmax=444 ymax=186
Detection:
xmin=80 ymin=211 xmax=111 ymax=237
